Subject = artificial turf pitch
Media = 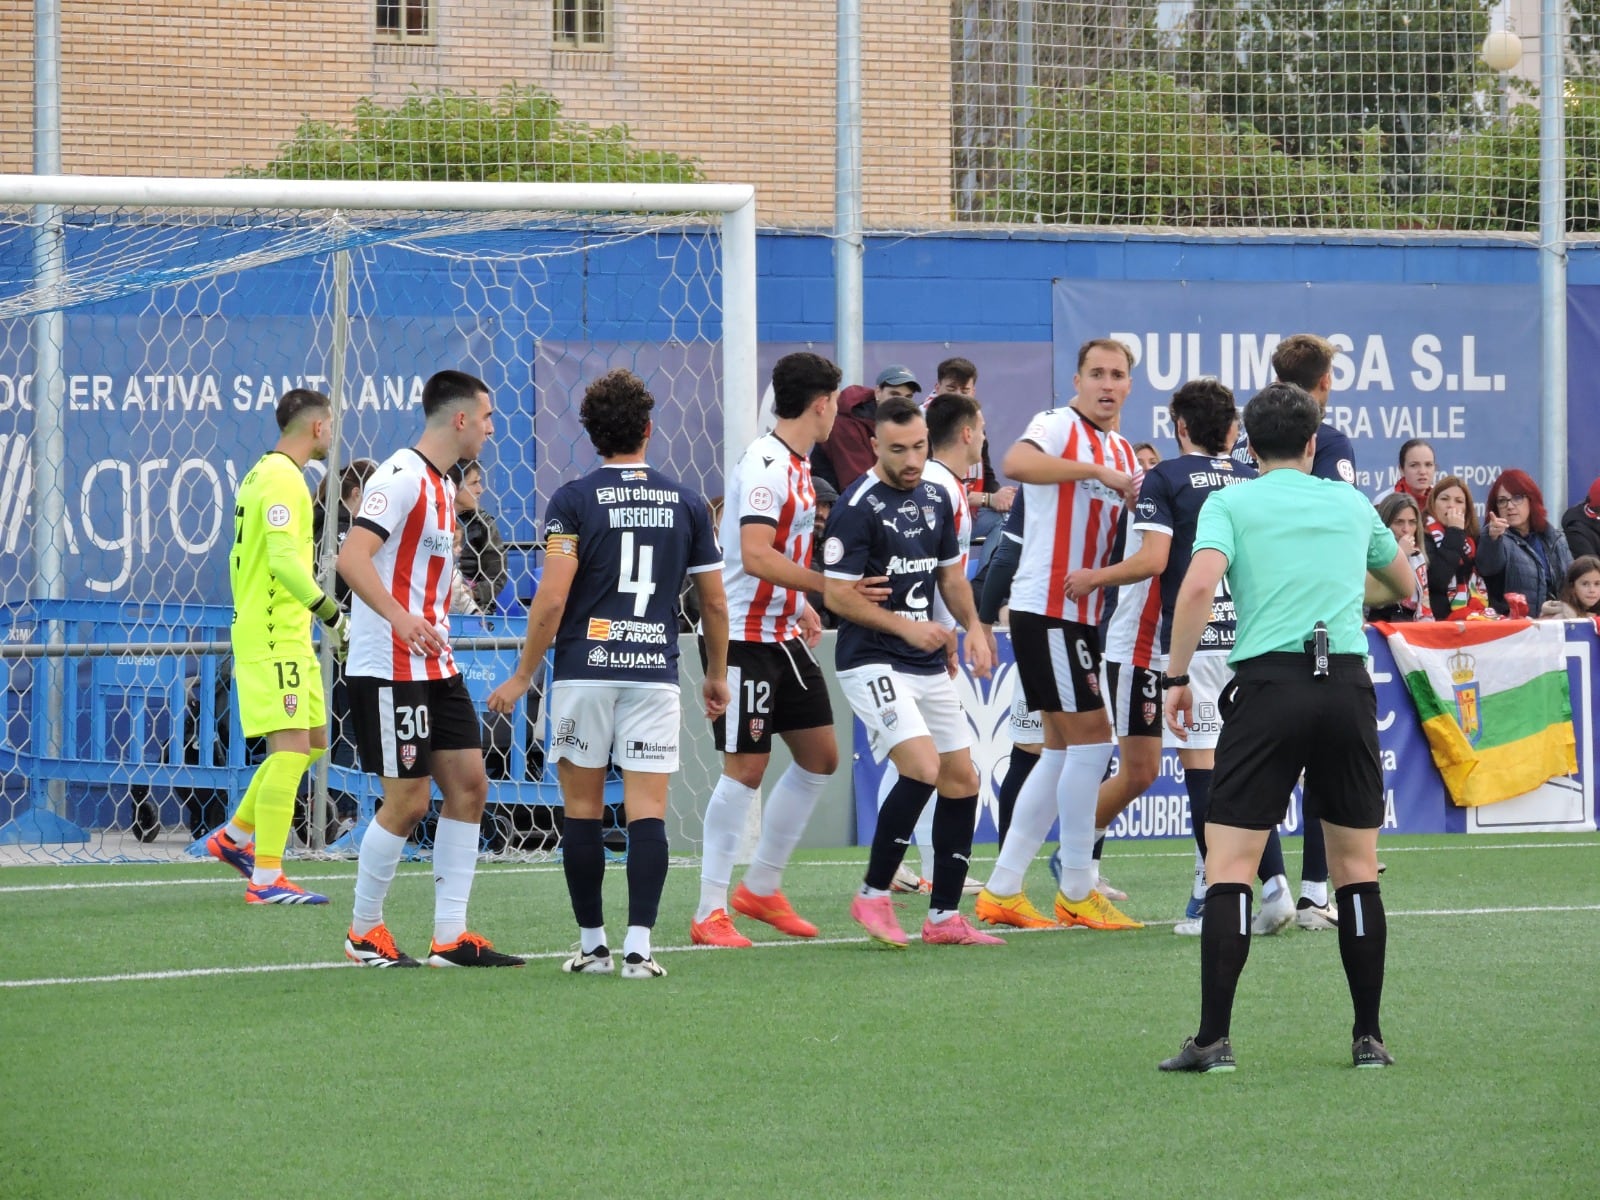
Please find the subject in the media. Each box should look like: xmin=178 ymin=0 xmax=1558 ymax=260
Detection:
xmin=1 ymin=834 xmax=1596 ymax=1199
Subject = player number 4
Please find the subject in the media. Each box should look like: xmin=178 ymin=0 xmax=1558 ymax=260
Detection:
xmin=619 ymin=531 xmax=657 ymax=618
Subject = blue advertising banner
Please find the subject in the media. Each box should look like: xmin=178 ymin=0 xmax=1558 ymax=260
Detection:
xmin=1053 ymin=281 xmax=1541 ymax=505
xmin=852 ymin=626 xmax=1597 ymax=845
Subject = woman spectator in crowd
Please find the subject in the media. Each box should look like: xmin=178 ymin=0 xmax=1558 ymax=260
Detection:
xmin=1562 ymin=477 xmax=1600 ymax=561
xmin=1132 ymin=442 xmax=1160 ymax=472
xmin=1484 ymin=468 xmax=1573 ymax=614
xmin=1392 ymin=439 xmax=1435 ymax=509
xmin=449 ymin=459 xmax=509 ymax=612
xmin=1540 ymin=556 xmax=1600 ymax=621
xmin=1424 ymin=475 xmax=1503 ymax=619
xmin=1367 ymin=493 xmax=1432 ymax=623
xmin=313 ymin=458 xmax=377 ymax=603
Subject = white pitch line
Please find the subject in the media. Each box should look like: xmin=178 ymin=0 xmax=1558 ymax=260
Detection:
xmin=2 ymin=903 xmax=1597 ymax=991
xmin=0 ymin=838 xmax=1597 ymax=895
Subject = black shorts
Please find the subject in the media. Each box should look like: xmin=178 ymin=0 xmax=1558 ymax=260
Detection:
xmin=1009 ymin=611 xmax=1105 ymax=714
xmin=346 ymin=674 xmax=482 ymax=780
xmin=707 ymin=637 xmax=834 ymax=755
xmin=1208 ymin=654 xmax=1383 ymax=831
xmin=1106 ymin=660 xmax=1163 ymax=739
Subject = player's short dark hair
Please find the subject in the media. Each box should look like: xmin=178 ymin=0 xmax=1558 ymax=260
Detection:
xmin=1397 ymin=438 xmax=1434 ymax=471
xmin=1272 ymin=334 xmax=1336 ymax=391
xmin=874 ymin=394 xmax=924 ymax=430
xmin=1169 ymin=378 xmax=1237 ymax=457
xmin=925 ymin=391 xmax=982 ymax=449
xmin=1076 ymin=337 xmax=1133 ymax=372
xmin=422 ymin=370 xmax=489 ymax=420
xmin=275 ymin=388 xmax=331 ymax=432
xmin=936 ymin=356 xmax=977 ymax=390
xmin=771 ymin=352 xmax=841 ymax=420
xmin=580 ymin=369 xmax=654 ymax=457
xmin=1242 ymin=382 xmax=1320 ymax=462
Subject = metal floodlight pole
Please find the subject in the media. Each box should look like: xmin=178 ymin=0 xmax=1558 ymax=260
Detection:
xmin=835 ymin=0 xmax=864 ymax=388
xmin=1538 ymin=0 xmax=1568 ymax=507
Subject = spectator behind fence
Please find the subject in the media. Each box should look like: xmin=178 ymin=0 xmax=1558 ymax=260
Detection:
xmin=1484 ymin=468 xmax=1573 ymax=614
xmin=1132 ymin=442 xmax=1161 ymax=472
xmin=1424 ymin=475 xmax=1502 ymax=619
xmin=449 ymin=525 xmax=484 ymax=616
xmin=1561 ymin=477 xmax=1600 ymax=561
xmin=1391 ymin=439 xmax=1435 ymax=509
xmin=314 ymin=458 xmax=378 ymax=604
xmin=811 ymin=364 xmax=919 ymax=494
xmin=806 ymin=477 xmax=839 ymax=628
xmin=1540 ymin=556 xmax=1600 ymax=621
xmin=449 ymin=459 xmax=509 ymax=611
xmin=1367 ymin=493 xmax=1432 ymax=623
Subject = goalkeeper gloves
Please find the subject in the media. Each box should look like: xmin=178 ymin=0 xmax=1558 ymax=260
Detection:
xmin=313 ymin=592 xmax=350 ymax=663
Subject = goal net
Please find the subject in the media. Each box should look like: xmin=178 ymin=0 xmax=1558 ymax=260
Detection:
xmin=0 ymin=175 xmax=756 ymax=865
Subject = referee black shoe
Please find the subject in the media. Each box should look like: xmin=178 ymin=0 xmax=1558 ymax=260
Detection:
xmin=1158 ymin=1036 xmax=1237 ymax=1074
xmin=1352 ymin=1035 xmax=1395 ymax=1069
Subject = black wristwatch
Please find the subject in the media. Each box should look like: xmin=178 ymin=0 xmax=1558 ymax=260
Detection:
xmin=1159 ymin=672 xmax=1190 ymax=689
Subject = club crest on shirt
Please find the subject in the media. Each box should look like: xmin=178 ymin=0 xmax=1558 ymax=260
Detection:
xmin=1143 ymin=700 xmax=1157 ymax=727
xmin=922 ymin=506 xmax=937 ymax=529
xmin=400 ymin=744 xmax=417 ymax=769
xmin=881 ymin=709 xmax=898 ymax=730
xmin=282 ymin=694 xmax=298 ymax=716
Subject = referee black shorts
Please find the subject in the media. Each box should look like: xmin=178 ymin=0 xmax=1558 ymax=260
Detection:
xmin=1207 ymin=653 xmax=1384 ymax=831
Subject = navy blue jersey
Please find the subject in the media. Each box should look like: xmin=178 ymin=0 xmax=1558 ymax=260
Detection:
xmin=542 ymin=464 xmax=721 ymax=685
xmin=1104 ymin=453 xmax=1257 ymax=664
xmin=1233 ymin=421 xmax=1357 ymax=486
xmin=821 ymin=472 xmax=961 ymax=675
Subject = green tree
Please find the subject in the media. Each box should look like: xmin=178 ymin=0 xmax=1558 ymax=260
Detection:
xmin=996 ymin=70 xmax=1396 ymax=227
xmin=242 ymin=86 xmax=701 ymax=184
xmin=1173 ymin=0 xmax=1493 ymax=197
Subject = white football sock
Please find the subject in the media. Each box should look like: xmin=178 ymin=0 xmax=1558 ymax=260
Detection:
xmin=223 ymin=821 xmax=252 ymax=846
xmin=742 ymin=764 xmax=829 ymax=896
xmin=351 ymin=820 xmax=407 ymax=936
xmin=580 ymin=925 xmax=609 ymax=954
xmin=985 ymin=748 xmax=1067 ymax=896
xmin=1263 ymin=873 xmax=1289 ymax=902
xmin=697 ymin=775 xmax=759 ymax=920
xmin=623 ymin=925 xmax=652 ymax=959
xmin=432 ymin=816 xmax=479 ymax=944
xmin=1301 ymin=879 xmax=1329 ymax=907
xmin=859 ymin=884 xmax=890 ymax=899
xmin=927 ymin=908 xmax=958 ymax=924
xmin=1058 ymin=743 xmax=1116 ymax=901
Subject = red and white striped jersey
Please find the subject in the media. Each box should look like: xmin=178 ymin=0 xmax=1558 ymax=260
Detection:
xmin=922 ymin=457 xmax=972 ymax=630
xmin=347 ymin=447 xmax=459 ymax=681
xmin=1009 ymin=406 xmax=1141 ymax=624
xmin=721 ymin=432 xmax=817 ymax=643
xmin=1101 ymin=522 xmax=1163 ymax=668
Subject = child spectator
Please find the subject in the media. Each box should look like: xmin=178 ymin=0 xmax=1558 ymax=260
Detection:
xmin=1541 ymin=556 xmax=1600 ymax=620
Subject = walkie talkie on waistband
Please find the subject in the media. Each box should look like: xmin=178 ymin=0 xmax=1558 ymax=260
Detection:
xmin=1312 ymin=621 xmax=1329 ymax=678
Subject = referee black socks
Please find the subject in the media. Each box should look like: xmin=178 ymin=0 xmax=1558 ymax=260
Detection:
xmin=1336 ymin=881 xmax=1387 ymax=1043
xmin=1197 ymin=882 xmax=1253 ymax=1047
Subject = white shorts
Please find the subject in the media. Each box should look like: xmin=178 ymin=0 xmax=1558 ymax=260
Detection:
xmin=839 ymin=665 xmax=973 ymax=763
xmin=547 ymin=682 xmax=681 ymax=773
xmin=1162 ymin=653 xmax=1232 ymax=752
xmin=1006 ymin=669 xmax=1044 ymax=745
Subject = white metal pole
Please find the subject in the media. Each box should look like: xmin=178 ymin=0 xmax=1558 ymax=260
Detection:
xmin=1538 ymin=0 xmax=1568 ymax=507
xmin=722 ymin=196 xmax=760 ymax=485
xmin=835 ymin=0 xmax=864 ymax=387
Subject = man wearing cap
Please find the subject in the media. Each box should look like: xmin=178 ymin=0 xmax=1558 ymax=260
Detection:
xmin=1562 ymin=477 xmax=1600 ymax=561
xmin=811 ymin=364 xmax=921 ymax=495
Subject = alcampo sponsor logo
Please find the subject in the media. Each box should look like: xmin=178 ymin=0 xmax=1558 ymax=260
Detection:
xmin=887 ymin=555 xmax=938 ymax=574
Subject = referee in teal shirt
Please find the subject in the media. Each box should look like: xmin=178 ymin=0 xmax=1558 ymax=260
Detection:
xmin=1159 ymin=382 xmax=1415 ymax=1073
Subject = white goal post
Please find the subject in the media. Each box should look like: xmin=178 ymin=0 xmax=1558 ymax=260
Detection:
xmin=0 ymin=173 xmax=757 ymax=863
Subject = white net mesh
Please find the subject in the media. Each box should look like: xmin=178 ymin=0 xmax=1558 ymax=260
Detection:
xmin=0 ymin=194 xmax=737 ymax=863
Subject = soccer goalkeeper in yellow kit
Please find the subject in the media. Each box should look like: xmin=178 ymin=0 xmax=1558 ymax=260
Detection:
xmin=206 ymin=388 xmax=348 ymax=904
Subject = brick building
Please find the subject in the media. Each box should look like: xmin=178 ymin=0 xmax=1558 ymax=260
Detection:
xmin=0 ymin=1 xmax=952 ymax=226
